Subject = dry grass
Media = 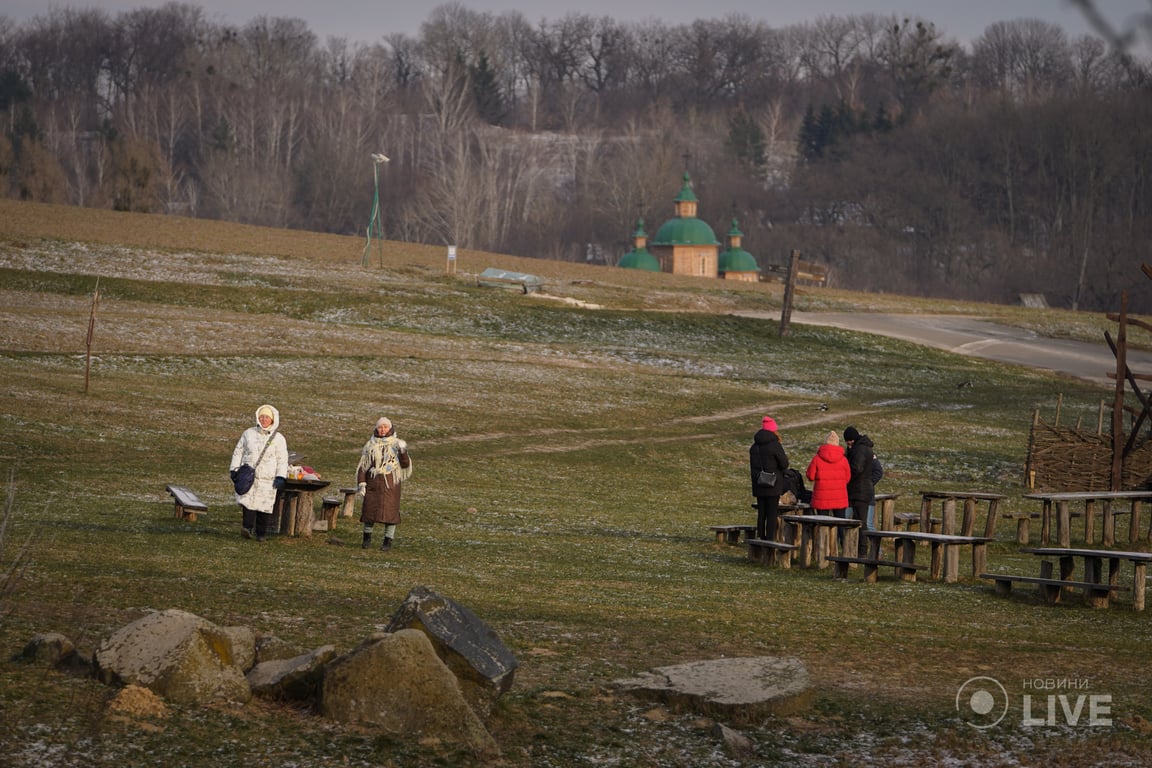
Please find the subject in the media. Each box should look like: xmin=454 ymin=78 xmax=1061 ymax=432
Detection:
xmin=0 ymin=199 xmax=1149 ymax=767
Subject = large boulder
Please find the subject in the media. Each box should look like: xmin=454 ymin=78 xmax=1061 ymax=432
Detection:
xmin=93 ymin=608 xmax=253 ymax=705
xmin=247 ymin=645 xmax=338 ymax=700
xmin=385 ymin=586 xmax=518 ymax=719
xmin=320 ymin=629 xmax=498 ymax=757
xmin=612 ymin=656 xmax=813 ymax=724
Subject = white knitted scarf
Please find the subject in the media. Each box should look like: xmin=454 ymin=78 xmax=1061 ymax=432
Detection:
xmin=358 ymin=434 xmax=412 ymax=485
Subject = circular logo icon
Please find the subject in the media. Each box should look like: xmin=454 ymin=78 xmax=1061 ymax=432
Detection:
xmin=956 ymin=676 xmax=1009 ymax=729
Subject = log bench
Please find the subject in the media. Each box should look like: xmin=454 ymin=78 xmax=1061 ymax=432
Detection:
xmin=746 ymin=538 xmax=799 ymax=569
xmin=710 ymin=524 xmax=756 ymax=545
xmin=826 ymin=555 xmax=927 ymax=583
xmin=318 ymin=487 xmax=359 ymax=531
xmin=166 ymin=484 xmax=207 ymax=521
xmin=981 ymin=573 xmax=1128 ymax=608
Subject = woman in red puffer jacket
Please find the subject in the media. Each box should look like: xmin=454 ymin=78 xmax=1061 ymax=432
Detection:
xmin=806 ymin=431 xmax=850 ymax=514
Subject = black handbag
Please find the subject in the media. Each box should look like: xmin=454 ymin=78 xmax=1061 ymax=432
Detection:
xmin=232 ymin=431 xmax=275 ymax=495
xmin=231 ymin=464 xmax=256 ymax=494
xmin=756 ymin=470 xmax=777 ymax=487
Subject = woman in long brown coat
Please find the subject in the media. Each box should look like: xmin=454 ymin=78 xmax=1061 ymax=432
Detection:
xmin=356 ymin=416 xmax=412 ymax=551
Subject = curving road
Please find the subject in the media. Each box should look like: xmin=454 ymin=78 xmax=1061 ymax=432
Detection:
xmin=786 ymin=312 xmax=1151 ymax=389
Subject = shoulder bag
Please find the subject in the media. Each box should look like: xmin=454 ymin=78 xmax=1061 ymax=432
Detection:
xmin=232 ymin=431 xmax=276 ymax=495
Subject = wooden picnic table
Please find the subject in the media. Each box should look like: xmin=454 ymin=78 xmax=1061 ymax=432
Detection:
xmin=780 ymin=513 xmax=860 ymax=569
xmin=1022 ymin=491 xmax=1152 ymax=548
xmin=863 ymin=529 xmax=993 ymax=583
xmin=919 ymin=490 xmax=1007 ymax=538
xmin=273 ymin=478 xmax=331 ymax=537
xmin=999 ymin=546 xmax=1152 ymax=610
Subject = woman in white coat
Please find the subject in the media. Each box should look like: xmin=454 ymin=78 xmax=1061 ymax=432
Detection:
xmin=230 ymin=404 xmax=289 ymax=541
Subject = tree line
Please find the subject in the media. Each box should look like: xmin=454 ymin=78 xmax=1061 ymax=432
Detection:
xmin=1 ymin=2 xmax=1149 ymax=311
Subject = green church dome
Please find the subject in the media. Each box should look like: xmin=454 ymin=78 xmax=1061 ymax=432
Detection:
xmin=651 ymin=217 xmax=719 ymax=246
xmin=618 ymin=247 xmax=661 ymax=271
xmin=719 ymin=246 xmax=759 ymax=273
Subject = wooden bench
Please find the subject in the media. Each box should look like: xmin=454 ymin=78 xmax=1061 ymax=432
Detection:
xmin=318 ymin=488 xmax=359 ymax=531
xmin=981 ymin=573 xmax=1128 ymax=608
xmin=826 ymin=555 xmax=927 ymax=583
xmin=710 ymin=525 xmax=755 ymax=545
xmin=746 ymin=539 xmax=799 ymax=569
xmin=166 ymin=484 xmax=207 ymax=521
xmin=761 ymin=260 xmax=829 ymax=287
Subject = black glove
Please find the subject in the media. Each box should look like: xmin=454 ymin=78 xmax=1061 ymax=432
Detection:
xmin=230 ymin=469 xmax=239 ymax=482
xmin=273 ymin=476 xmax=286 ymax=490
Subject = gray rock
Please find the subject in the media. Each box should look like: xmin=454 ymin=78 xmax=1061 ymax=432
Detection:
xmin=93 ymin=608 xmax=253 ymax=705
xmin=385 ymin=585 xmax=518 ymax=719
xmin=21 ymin=632 xmax=76 ymax=665
xmin=712 ymin=722 xmax=756 ymax=759
xmin=613 ymin=656 xmax=813 ymax=724
xmin=320 ymin=628 xmax=498 ymax=758
xmin=248 ymin=644 xmax=338 ymax=700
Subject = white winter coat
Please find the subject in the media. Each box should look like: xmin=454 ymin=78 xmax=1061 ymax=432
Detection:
xmin=230 ymin=405 xmax=289 ymax=513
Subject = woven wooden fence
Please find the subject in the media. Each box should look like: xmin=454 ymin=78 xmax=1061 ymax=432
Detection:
xmin=1025 ymin=409 xmax=1152 ymax=491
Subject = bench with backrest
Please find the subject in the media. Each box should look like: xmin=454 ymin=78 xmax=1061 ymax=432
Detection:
xmin=166 ymin=484 xmax=208 ymax=521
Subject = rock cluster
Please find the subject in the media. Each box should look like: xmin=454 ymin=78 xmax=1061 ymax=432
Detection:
xmin=19 ymin=587 xmax=516 ymax=758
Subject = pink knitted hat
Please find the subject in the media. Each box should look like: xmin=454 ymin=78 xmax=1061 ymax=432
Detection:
xmin=762 ymin=416 xmax=778 ymax=432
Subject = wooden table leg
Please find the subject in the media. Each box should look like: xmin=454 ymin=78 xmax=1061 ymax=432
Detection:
xmin=1103 ymin=500 xmax=1116 ymax=547
xmin=943 ymin=543 xmax=960 ymax=583
xmin=1084 ymin=500 xmax=1097 ymax=545
xmin=799 ymin=525 xmax=814 ymax=568
xmin=983 ymin=499 xmax=1001 ymax=538
xmin=929 ymin=542 xmax=943 ymax=580
xmin=919 ymin=497 xmax=932 ymax=536
xmin=961 ymin=499 xmax=976 ymax=536
xmin=880 ymin=499 xmax=895 ymax=531
xmin=1133 ymin=562 xmax=1147 ymax=611
xmin=1040 ymin=500 xmax=1052 ymax=544
xmin=814 ymin=526 xmax=829 ymax=569
xmin=1134 ymin=500 xmax=1145 ymax=544
xmin=897 ymin=538 xmax=917 ymax=582
xmin=1056 ymin=501 xmax=1071 ymax=548
xmin=942 ymin=499 xmax=957 ymax=536
xmin=972 ymin=543 xmax=987 ymax=580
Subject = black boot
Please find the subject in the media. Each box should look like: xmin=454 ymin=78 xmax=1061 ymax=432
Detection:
xmin=380 ymin=537 xmax=393 ymax=552
xmin=361 ymin=532 xmax=371 ymax=549
xmin=241 ymin=507 xmax=255 ymax=539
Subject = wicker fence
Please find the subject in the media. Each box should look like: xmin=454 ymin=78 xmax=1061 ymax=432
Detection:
xmin=1025 ymin=416 xmax=1152 ymax=492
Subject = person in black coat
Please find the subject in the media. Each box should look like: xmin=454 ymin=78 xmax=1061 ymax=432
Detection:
xmin=844 ymin=425 xmax=876 ymax=554
xmin=750 ymin=416 xmax=789 ymax=541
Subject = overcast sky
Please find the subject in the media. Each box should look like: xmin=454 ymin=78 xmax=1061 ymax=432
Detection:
xmin=3 ymin=0 xmax=1150 ymax=50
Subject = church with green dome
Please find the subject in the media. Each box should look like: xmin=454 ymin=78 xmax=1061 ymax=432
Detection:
xmin=618 ymin=172 xmax=760 ymax=282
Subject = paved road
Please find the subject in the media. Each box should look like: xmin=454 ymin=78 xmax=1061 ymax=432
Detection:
xmin=785 ymin=312 xmax=1151 ymax=389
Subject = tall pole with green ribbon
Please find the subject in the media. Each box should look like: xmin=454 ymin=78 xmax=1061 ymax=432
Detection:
xmin=362 ymin=153 xmax=390 ymax=267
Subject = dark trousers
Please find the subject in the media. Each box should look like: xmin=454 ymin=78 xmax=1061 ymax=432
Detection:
xmin=849 ymin=500 xmax=870 ymax=555
xmin=756 ymin=495 xmax=781 ymax=541
xmin=242 ymin=506 xmax=274 ymax=537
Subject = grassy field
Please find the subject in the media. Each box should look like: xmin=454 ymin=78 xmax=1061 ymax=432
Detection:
xmin=1 ymin=199 xmax=1149 ymax=767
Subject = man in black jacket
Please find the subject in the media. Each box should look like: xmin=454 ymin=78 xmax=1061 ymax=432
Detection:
xmin=844 ymin=426 xmax=875 ymax=555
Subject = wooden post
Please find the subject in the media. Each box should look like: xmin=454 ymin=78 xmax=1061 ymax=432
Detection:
xmin=778 ymin=249 xmax=801 ymax=337
xmin=1111 ymin=292 xmax=1127 ymax=491
xmin=84 ymin=278 xmax=100 ymax=394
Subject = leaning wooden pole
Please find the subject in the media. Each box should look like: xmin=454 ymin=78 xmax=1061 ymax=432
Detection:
xmin=85 ymin=278 xmax=100 ymax=394
xmin=778 ymin=249 xmax=801 ymax=337
xmin=1110 ymin=291 xmax=1127 ymax=490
